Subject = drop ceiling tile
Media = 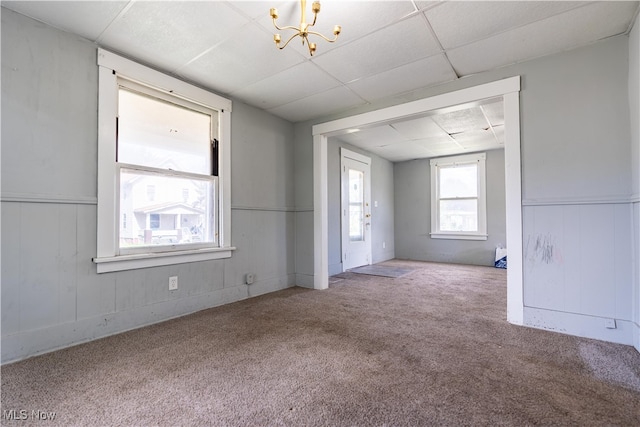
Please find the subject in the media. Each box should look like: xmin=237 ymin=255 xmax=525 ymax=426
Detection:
xmin=1 ymin=1 xmax=129 ymax=41
xmin=414 ymin=2 xmax=441 ymax=12
xmin=100 ymin=1 xmax=251 ymax=73
xmin=481 ymin=102 xmax=504 ymax=127
xmin=492 ymin=125 xmax=505 ymax=144
xmin=348 ymin=54 xmax=456 ymax=102
xmin=425 ymin=1 xmax=588 ymax=49
xmin=451 ymin=129 xmax=501 ymax=151
xmin=338 ymin=125 xmax=407 ymax=148
xmin=267 ymin=86 xmax=366 ymax=122
xmin=253 ymin=1 xmax=418 ymax=56
xmin=312 ymin=14 xmax=441 ymax=83
xmin=431 ymin=107 xmax=488 ymax=135
xmin=391 ymin=115 xmax=449 ymax=140
xmin=447 ymin=1 xmax=638 ymax=76
xmin=371 ymin=141 xmax=432 ymax=162
xmin=230 ymin=62 xmax=341 ymax=109
xmin=413 ymin=136 xmax=458 ymax=152
xmin=178 ymin=23 xmax=305 ymax=95
xmin=227 ymin=1 xmax=279 ymax=20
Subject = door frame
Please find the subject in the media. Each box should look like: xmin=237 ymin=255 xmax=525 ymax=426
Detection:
xmin=312 ymin=76 xmax=524 ymax=326
xmin=341 ymin=148 xmax=372 ymax=271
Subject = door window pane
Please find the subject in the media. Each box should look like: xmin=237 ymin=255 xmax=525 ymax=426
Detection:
xmin=348 ymin=169 xmax=364 ymax=242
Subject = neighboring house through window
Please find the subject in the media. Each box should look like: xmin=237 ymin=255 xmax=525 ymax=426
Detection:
xmin=430 ymin=152 xmax=487 ymax=240
xmin=94 ymin=49 xmax=233 ymax=273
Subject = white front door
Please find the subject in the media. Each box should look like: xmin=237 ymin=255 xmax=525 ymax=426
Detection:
xmin=341 ymin=148 xmax=372 ymax=271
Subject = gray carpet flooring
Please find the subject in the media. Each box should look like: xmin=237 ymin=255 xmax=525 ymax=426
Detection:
xmin=2 ymin=260 xmax=639 ymax=426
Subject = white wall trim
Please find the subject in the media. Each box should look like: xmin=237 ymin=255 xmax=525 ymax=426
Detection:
xmin=94 ymin=247 xmax=236 ymax=273
xmin=313 ymin=134 xmax=329 ymax=290
xmin=524 ymin=307 xmax=634 ymax=346
xmin=313 ymin=77 xmax=520 ymax=137
xmin=312 ymin=76 xmax=524 ymax=325
xmin=1 ymin=193 xmax=97 ymax=205
xmin=231 ymin=205 xmax=297 ymax=212
xmin=523 ymin=196 xmax=636 ymax=206
xmin=94 ymin=49 xmax=233 ymax=273
xmin=504 ymin=91 xmax=524 ymax=325
xmin=97 ymin=49 xmax=232 ymax=113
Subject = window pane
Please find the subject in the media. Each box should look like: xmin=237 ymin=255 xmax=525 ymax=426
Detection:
xmin=119 ymin=168 xmax=215 ymax=249
xmin=439 ymin=199 xmax=478 ymax=232
xmin=439 ymin=164 xmax=477 ymax=198
xmin=348 ymin=169 xmax=364 ymax=241
xmin=118 ymin=88 xmax=211 ymax=175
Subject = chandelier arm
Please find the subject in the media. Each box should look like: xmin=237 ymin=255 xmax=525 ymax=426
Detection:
xmin=303 ymin=35 xmax=315 ymax=56
xmin=307 ymin=30 xmax=339 ymax=43
xmin=278 ymin=32 xmax=301 ymax=50
xmin=272 ymin=20 xmax=301 ymax=32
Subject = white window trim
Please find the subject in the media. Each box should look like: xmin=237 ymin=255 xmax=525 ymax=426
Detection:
xmin=430 ymin=152 xmax=487 ymax=241
xmin=93 ymin=49 xmax=234 ymax=273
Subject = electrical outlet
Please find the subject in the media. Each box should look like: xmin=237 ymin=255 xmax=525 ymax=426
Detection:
xmin=245 ymin=273 xmax=255 ymax=285
xmin=604 ymin=318 xmax=616 ymax=329
xmin=383 ymin=241 xmax=386 ymax=249
xmin=169 ymin=276 xmax=178 ymax=291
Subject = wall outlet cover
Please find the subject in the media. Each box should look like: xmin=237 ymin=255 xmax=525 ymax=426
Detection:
xmin=169 ymin=276 xmax=178 ymax=290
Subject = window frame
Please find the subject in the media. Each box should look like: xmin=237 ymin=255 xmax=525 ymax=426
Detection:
xmin=93 ymin=49 xmax=234 ymax=273
xmin=430 ymin=152 xmax=487 ymax=241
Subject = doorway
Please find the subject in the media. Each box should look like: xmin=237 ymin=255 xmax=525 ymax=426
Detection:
xmin=341 ymin=148 xmax=372 ymax=270
xmin=312 ymin=77 xmax=524 ymax=326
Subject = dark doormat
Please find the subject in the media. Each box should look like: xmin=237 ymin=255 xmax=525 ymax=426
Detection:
xmin=350 ymin=264 xmax=414 ymax=278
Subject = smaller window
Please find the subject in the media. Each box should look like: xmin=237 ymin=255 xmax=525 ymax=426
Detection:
xmin=149 ymin=214 xmax=160 ymax=230
xmin=430 ymin=153 xmax=487 ymax=240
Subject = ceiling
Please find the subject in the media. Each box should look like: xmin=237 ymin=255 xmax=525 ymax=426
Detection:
xmin=2 ymin=1 xmax=639 ymax=161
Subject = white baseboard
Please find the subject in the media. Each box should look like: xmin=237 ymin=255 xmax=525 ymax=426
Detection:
xmin=523 ymin=307 xmax=634 ymax=346
xmin=2 ymin=277 xmax=294 ymax=365
xmin=295 ymin=273 xmax=314 ymax=289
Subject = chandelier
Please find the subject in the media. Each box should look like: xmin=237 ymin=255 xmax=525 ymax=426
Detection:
xmin=270 ymin=0 xmax=341 ymax=56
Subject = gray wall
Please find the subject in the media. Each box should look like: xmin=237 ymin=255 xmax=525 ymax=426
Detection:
xmin=294 ymin=34 xmax=635 ymax=345
xmin=394 ymin=149 xmax=505 ymax=266
xmin=327 ymin=140 xmax=395 ymax=275
xmin=629 ymin=17 xmax=640 ymax=351
xmin=1 ymin=9 xmax=295 ymax=363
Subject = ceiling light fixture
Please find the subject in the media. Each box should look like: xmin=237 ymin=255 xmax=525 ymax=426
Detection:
xmin=270 ymin=0 xmax=341 ymax=56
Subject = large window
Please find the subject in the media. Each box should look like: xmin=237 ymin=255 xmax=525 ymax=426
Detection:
xmin=117 ymin=83 xmax=217 ymax=253
xmin=430 ymin=153 xmax=487 ymax=240
xmin=94 ymin=49 xmax=233 ymax=273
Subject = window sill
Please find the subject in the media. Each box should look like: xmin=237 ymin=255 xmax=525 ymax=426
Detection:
xmin=93 ymin=247 xmax=236 ymax=273
xmin=430 ymin=233 xmax=488 ymax=241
